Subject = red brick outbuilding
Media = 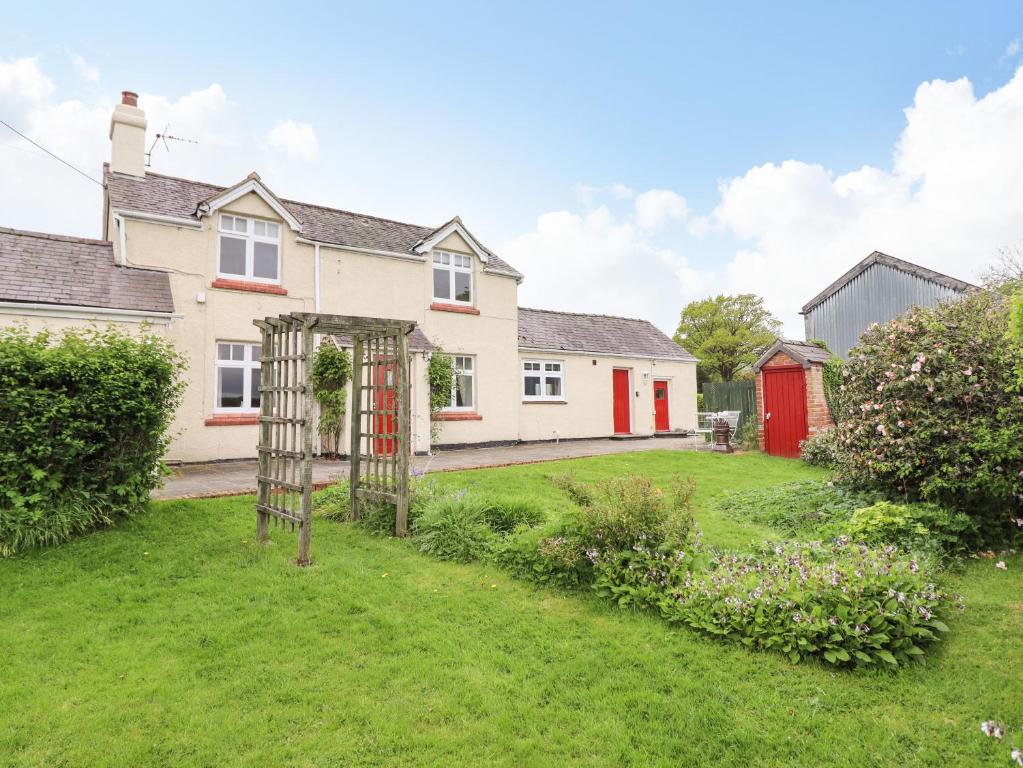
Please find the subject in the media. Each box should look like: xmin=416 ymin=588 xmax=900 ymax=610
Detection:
xmin=754 ymin=339 xmax=834 ymax=458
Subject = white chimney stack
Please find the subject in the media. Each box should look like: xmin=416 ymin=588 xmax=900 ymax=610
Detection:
xmin=109 ymin=90 xmax=147 ymax=177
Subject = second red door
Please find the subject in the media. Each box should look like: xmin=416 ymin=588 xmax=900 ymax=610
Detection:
xmin=653 ymin=380 xmax=669 ymax=432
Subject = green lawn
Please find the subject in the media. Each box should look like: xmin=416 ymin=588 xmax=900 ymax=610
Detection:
xmin=2 ymin=451 xmax=1020 ymax=767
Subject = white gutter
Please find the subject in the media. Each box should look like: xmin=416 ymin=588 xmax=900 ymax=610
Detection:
xmin=517 ymin=346 xmax=698 ymax=363
xmin=112 ymin=208 xmax=203 ymax=229
xmin=296 ymin=237 xmax=425 ymax=263
xmin=0 ymin=301 xmax=179 ymax=325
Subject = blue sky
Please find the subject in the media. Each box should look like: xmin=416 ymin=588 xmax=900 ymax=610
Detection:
xmin=3 ymin=2 xmax=1022 ymax=334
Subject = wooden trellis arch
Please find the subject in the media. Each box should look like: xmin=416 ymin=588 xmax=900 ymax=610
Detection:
xmin=253 ymin=312 xmax=416 ymax=565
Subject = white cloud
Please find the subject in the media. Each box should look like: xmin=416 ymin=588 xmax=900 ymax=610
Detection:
xmin=69 ymin=53 xmax=99 ymax=83
xmin=1006 ymin=38 xmax=1021 ymax=59
xmin=502 ymin=204 xmax=711 ymax=333
xmin=574 ymin=182 xmax=634 ymax=207
xmin=710 ymin=67 xmax=1023 ymax=335
xmin=634 ymin=188 xmax=689 ymax=230
xmin=265 ymin=119 xmax=319 ymax=162
xmin=0 ymin=58 xmax=325 ymax=237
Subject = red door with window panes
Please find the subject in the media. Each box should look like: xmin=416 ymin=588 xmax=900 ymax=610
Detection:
xmin=762 ymin=366 xmax=808 ymax=458
xmin=612 ymin=369 xmax=631 ymax=433
xmin=653 ymin=380 xmax=670 ymax=432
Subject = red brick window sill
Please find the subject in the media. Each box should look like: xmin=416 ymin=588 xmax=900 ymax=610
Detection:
xmin=430 ymin=302 xmax=480 ymax=315
xmin=211 ymin=278 xmax=288 ymax=295
xmin=432 ymin=412 xmax=483 ymax=421
xmin=205 ymin=414 xmax=260 ymax=426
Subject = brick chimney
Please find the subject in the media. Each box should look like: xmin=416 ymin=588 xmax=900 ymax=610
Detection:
xmin=109 ymin=90 xmax=147 ymax=177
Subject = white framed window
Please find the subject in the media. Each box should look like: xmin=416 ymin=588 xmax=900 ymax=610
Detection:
xmin=218 ymin=214 xmax=281 ymax=283
xmin=447 ymin=354 xmax=475 ymax=410
xmin=432 ymin=250 xmax=473 ymax=304
xmin=523 ymin=359 xmax=565 ymax=401
xmin=214 ymin=342 xmax=262 ymax=411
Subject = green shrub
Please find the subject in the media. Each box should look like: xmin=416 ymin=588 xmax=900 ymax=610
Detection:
xmin=800 ymin=429 xmax=842 ymax=468
xmin=494 ymin=520 xmax=592 ymax=588
xmin=835 ymin=291 xmax=1023 ymax=543
xmin=713 ymin=481 xmax=976 ymax=561
xmin=660 ymin=540 xmax=959 ymax=667
xmin=732 ymin=417 xmax=758 ymax=451
xmin=314 ymin=474 xmax=442 ymax=533
xmin=413 ymin=492 xmax=499 ymax=562
xmin=0 ymin=326 xmax=183 ymax=555
xmin=482 ymin=498 xmax=546 ymax=533
xmin=837 ymin=501 xmax=976 ymax=560
xmin=576 ymin=475 xmax=696 ymax=556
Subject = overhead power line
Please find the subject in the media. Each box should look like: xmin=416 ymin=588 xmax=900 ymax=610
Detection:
xmin=0 ymin=118 xmax=103 ymax=187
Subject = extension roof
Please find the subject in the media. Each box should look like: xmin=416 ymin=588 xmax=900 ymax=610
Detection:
xmin=104 ymin=167 xmax=522 ymax=279
xmin=518 ymin=307 xmax=697 ymax=361
xmin=0 ymin=227 xmax=174 ymax=313
xmin=753 ymin=338 xmax=833 ymax=372
xmin=801 ymin=251 xmax=976 ymax=315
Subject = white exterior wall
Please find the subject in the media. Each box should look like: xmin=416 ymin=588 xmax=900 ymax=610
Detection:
xmin=517 ymin=351 xmax=698 ymax=441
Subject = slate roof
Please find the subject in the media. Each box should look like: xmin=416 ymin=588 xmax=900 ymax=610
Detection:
xmin=518 ymin=307 xmax=697 ymax=361
xmin=801 ymin=251 xmax=976 ymax=314
xmin=0 ymin=227 xmax=174 ymax=313
xmin=104 ymin=167 xmax=522 ymax=278
xmin=753 ymin=338 xmax=833 ymax=372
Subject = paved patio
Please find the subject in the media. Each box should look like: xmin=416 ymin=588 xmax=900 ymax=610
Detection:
xmin=153 ymin=435 xmax=703 ymax=499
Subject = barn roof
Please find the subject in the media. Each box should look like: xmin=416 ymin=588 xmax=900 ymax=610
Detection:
xmin=753 ymin=338 xmax=833 ymax=372
xmin=801 ymin=251 xmax=975 ymax=315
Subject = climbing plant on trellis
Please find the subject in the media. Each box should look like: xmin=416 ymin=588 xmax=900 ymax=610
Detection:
xmin=253 ymin=312 xmax=415 ymax=565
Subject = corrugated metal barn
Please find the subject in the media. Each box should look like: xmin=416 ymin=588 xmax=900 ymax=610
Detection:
xmin=802 ymin=251 xmax=975 ymax=359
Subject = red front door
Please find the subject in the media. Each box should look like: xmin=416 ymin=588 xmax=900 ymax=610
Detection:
xmin=375 ymin=363 xmax=396 ymax=455
xmin=653 ymin=380 xmax=669 ymax=432
xmin=763 ymin=366 xmax=808 ymax=458
xmin=612 ymin=369 xmax=631 ymax=433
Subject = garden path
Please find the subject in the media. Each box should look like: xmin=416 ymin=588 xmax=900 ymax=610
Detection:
xmin=154 ymin=435 xmax=703 ymax=499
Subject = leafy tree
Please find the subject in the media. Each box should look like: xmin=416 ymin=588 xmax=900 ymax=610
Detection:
xmin=981 ymin=243 xmax=1023 ymax=295
xmin=673 ymin=294 xmax=781 ymax=382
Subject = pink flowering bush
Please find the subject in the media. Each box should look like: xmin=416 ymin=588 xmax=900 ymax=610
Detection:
xmin=835 ymin=292 xmax=1023 ymax=544
xmin=659 ymin=540 xmax=959 ymax=667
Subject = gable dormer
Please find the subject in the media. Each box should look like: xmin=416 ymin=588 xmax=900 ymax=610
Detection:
xmin=200 ymin=174 xmax=301 ymax=294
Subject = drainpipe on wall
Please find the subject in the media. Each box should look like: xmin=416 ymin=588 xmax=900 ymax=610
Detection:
xmin=114 ymin=214 xmax=127 ymax=265
xmin=314 ymin=243 xmax=321 ymax=312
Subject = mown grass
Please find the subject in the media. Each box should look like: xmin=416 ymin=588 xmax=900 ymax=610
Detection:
xmin=1 ymin=451 xmax=1020 ymax=767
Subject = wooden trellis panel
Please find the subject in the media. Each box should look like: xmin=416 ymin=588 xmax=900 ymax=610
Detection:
xmin=253 ymin=312 xmax=415 ymax=565
xmin=349 ymin=328 xmax=411 ymax=535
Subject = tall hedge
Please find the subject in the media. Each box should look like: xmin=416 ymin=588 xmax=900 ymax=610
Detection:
xmin=834 ymin=292 xmax=1023 ymax=542
xmin=0 ymin=326 xmax=184 ymax=555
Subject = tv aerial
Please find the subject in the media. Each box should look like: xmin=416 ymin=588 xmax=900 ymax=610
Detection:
xmin=145 ymin=124 xmax=199 ymax=167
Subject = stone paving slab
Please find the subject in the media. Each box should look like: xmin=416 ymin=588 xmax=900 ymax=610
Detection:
xmin=153 ymin=435 xmax=703 ymax=500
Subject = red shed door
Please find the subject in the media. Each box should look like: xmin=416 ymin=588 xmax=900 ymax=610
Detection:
xmin=612 ymin=368 xmax=631 ymax=434
xmin=653 ymin=380 xmax=670 ymax=432
xmin=762 ymin=366 xmax=808 ymax=458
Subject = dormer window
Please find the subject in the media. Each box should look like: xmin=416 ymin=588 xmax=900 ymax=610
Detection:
xmin=218 ymin=214 xmax=280 ymax=282
xmin=432 ymin=250 xmax=472 ymax=304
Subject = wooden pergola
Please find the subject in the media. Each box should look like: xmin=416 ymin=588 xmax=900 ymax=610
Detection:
xmin=253 ymin=312 xmax=416 ymax=565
